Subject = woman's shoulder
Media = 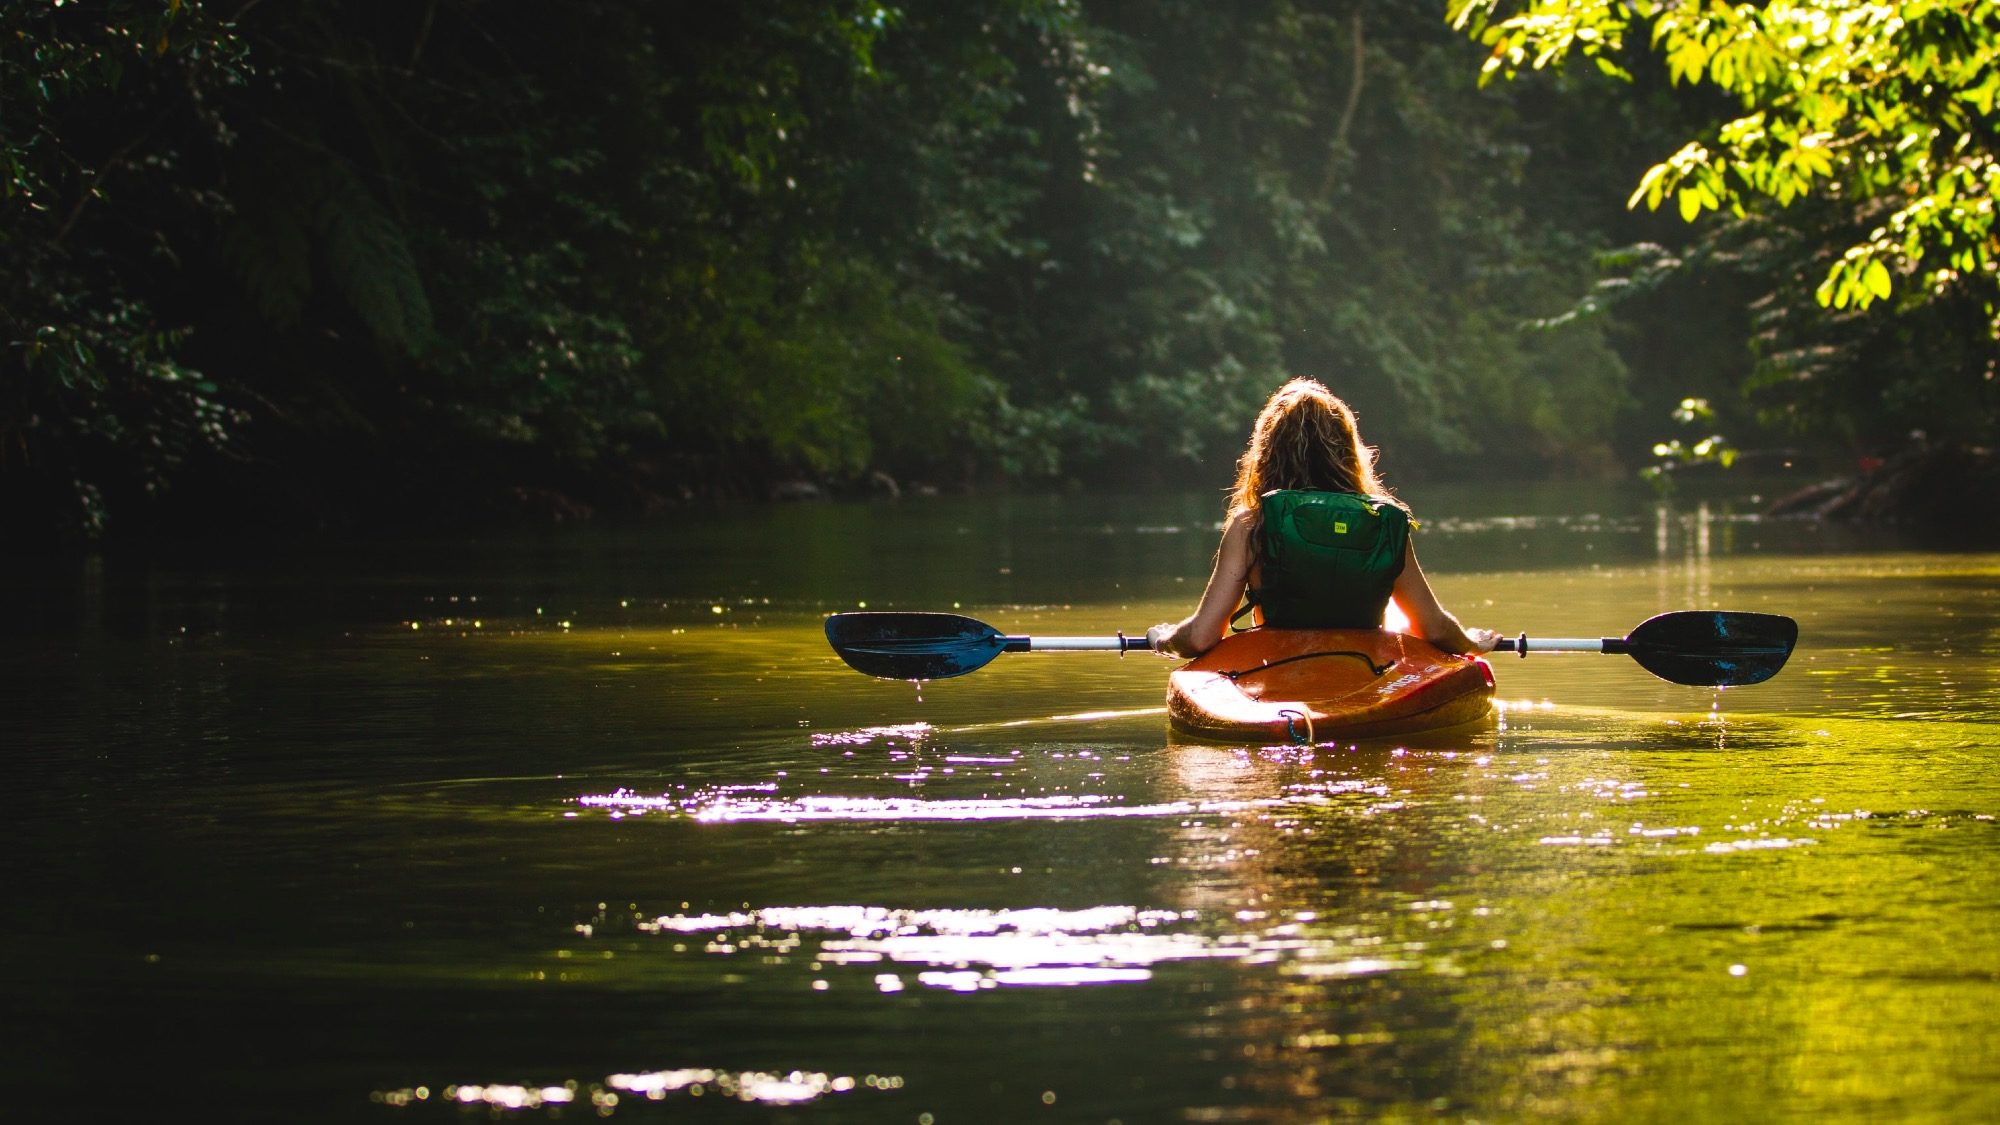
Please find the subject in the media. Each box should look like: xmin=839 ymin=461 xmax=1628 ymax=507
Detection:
xmin=1257 ymin=487 xmax=1410 ymax=512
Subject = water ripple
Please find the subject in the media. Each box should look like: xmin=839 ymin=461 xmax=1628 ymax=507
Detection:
xmin=372 ymin=1067 xmax=901 ymax=1113
xmin=608 ymin=903 xmax=1432 ymax=993
xmin=574 ymin=788 xmax=1354 ymax=822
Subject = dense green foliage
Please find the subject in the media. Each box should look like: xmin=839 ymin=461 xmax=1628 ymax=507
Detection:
xmin=14 ymin=0 xmax=1973 ymax=538
xmin=1453 ymin=0 xmax=2000 ymax=451
xmin=3 ymin=2 xmax=248 ymax=534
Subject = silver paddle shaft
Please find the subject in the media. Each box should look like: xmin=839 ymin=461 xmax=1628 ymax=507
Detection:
xmin=1495 ymin=634 xmax=1631 ymax=655
xmin=1021 ymin=634 xmax=1621 ymax=655
xmin=1019 ymin=633 xmax=1633 ymax=656
xmin=1008 ymin=634 xmax=1156 ymax=653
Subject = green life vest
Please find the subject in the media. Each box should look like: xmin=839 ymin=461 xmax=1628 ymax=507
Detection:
xmin=1251 ymin=489 xmax=1411 ymax=629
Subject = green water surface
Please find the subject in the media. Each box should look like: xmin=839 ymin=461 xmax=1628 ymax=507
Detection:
xmin=5 ymin=483 xmax=1998 ymax=1121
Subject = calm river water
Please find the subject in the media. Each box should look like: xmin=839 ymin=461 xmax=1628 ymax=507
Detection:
xmin=6 ymin=482 xmax=1999 ymax=1122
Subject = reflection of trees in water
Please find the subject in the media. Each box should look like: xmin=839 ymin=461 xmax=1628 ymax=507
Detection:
xmin=1162 ymin=742 xmax=1498 ymax=1115
xmin=1160 ymin=731 xmax=1867 ymax=1118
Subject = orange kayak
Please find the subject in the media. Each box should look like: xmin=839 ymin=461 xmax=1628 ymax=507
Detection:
xmin=1167 ymin=629 xmax=1495 ymax=743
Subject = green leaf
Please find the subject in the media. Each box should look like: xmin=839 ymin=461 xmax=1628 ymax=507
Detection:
xmin=1628 ymin=163 xmax=1669 ymax=210
xmin=1862 ymin=259 xmax=1892 ymax=300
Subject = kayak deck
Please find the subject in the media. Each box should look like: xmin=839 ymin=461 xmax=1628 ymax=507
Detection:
xmin=1167 ymin=628 xmax=1494 ymax=743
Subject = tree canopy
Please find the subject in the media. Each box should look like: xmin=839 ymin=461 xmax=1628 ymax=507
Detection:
xmin=7 ymin=0 xmax=1988 ymax=539
xmin=1454 ymin=0 xmax=2000 ymax=316
xmin=1452 ymin=0 xmax=2000 ymax=448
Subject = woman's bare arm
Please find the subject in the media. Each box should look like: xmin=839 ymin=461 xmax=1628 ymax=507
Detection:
xmin=1391 ymin=539 xmax=1498 ymax=655
xmin=1151 ymin=511 xmax=1256 ymax=657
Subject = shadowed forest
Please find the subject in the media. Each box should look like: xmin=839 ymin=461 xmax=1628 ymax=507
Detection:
xmin=6 ymin=0 xmax=1997 ymax=539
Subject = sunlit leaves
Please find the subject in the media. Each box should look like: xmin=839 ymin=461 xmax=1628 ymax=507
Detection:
xmin=1671 ymin=396 xmax=1714 ymax=425
xmin=1640 ymin=399 xmax=1736 ymax=493
xmin=1451 ymin=0 xmax=2000 ymax=326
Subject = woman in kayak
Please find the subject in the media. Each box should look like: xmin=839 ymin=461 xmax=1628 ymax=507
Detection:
xmin=1150 ymin=377 xmax=1498 ymax=658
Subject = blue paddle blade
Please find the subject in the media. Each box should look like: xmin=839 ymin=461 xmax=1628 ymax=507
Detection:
xmin=1623 ymin=611 xmax=1798 ymax=686
xmin=825 ymin=612 xmax=1012 ymax=680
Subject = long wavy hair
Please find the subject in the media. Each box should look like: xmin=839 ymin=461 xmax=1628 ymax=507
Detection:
xmin=1227 ymin=378 xmax=1397 ymax=520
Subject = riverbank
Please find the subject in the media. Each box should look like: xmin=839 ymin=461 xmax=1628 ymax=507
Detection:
xmin=1765 ymin=443 xmax=2000 ymax=540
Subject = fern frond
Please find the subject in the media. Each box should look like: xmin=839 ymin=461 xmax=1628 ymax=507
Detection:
xmin=220 ymin=178 xmax=314 ymax=329
xmin=222 ymin=140 xmax=434 ymax=357
xmin=316 ymin=179 xmax=434 ymax=357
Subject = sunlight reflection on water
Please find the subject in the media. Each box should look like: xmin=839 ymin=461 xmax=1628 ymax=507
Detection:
xmin=577 ymin=788 xmax=1316 ymax=821
xmin=373 ymin=1067 xmax=903 ymax=1114
xmin=610 ymin=902 xmax=1431 ymax=992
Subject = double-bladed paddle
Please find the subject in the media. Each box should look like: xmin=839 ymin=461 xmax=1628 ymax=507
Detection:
xmin=824 ymin=609 xmax=1797 ymax=687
